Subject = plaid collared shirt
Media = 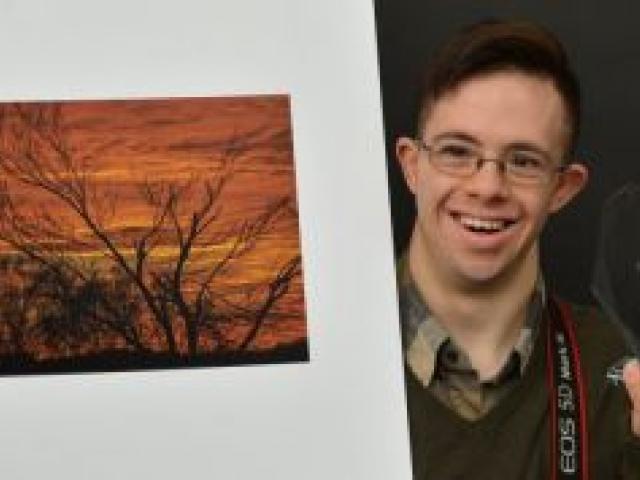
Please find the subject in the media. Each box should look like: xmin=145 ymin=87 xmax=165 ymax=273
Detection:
xmin=397 ymin=255 xmax=545 ymax=421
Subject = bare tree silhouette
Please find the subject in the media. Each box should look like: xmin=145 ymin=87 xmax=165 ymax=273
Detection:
xmin=0 ymin=102 xmax=302 ymax=363
xmin=0 ymin=255 xmax=36 ymax=358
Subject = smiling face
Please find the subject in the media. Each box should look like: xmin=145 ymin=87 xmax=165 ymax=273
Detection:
xmin=397 ymin=71 xmax=588 ymax=290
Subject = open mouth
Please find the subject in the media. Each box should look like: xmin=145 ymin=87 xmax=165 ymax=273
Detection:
xmin=455 ymin=214 xmax=517 ymax=234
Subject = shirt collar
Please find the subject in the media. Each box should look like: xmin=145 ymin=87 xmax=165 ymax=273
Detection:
xmin=397 ymin=253 xmax=545 ymax=387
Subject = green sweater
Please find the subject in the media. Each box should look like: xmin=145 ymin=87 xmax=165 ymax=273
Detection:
xmin=404 ymin=303 xmax=640 ymax=479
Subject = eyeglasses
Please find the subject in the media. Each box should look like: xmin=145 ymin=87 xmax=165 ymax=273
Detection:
xmin=415 ymin=138 xmax=565 ymax=186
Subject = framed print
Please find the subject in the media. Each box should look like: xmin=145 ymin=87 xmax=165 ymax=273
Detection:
xmin=0 ymin=2 xmax=411 ymax=479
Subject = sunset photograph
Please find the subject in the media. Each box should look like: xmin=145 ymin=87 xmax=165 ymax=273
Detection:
xmin=0 ymin=95 xmax=308 ymax=374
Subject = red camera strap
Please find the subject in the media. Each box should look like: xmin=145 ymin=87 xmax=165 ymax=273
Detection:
xmin=546 ymin=298 xmax=589 ymax=480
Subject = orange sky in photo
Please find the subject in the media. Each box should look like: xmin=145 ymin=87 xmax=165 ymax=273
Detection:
xmin=0 ymin=95 xmax=306 ymax=351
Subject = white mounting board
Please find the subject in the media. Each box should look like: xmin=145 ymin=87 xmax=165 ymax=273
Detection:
xmin=0 ymin=1 xmax=411 ymax=479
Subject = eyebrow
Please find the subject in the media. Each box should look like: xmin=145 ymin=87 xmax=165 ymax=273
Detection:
xmin=430 ymin=131 xmax=553 ymax=159
xmin=431 ymin=131 xmax=480 ymax=145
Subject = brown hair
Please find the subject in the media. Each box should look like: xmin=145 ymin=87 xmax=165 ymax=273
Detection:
xmin=413 ymin=19 xmax=580 ymax=155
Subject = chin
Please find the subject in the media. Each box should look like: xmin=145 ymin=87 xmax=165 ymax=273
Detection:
xmin=457 ymin=268 xmax=506 ymax=285
xmin=450 ymin=255 xmax=516 ymax=285
xmin=451 ymin=247 xmax=537 ymax=288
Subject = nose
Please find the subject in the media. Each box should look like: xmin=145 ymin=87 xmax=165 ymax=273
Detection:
xmin=476 ymin=157 xmax=507 ymax=174
xmin=462 ymin=159 xmax=510 ymax=199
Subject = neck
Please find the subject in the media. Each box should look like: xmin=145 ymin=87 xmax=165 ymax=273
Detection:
xmin=408 ymin=232 xmax=538 ymax=380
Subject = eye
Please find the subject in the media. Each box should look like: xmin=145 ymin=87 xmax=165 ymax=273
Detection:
xmin=435 ymin=142 xmax=476 ymax=160
xmin=508 ymin=151 xmax=546 ymax=170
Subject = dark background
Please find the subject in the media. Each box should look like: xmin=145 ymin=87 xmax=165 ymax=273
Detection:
xmin=374 ymin=0 xmax=640 ymax=304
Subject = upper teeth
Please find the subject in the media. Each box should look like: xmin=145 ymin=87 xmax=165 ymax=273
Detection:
xmin=459 ymin=216 xmax=506 ymax=231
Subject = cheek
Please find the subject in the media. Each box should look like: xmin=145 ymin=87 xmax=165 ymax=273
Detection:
xmin=522 ymin=193 xmax=555 ymax=229
xmin=414 ymin=173 xmax=450 ymax=207
xmin=413 ymin=180 xmax=439 ymax=218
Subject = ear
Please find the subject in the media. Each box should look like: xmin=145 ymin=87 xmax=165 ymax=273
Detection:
xmin=396 ymin=136 xmax=421 ymax=194
xmin=549 ymin=162 xmax=589 ymax=213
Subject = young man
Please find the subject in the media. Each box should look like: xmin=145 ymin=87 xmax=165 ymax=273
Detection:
xmin=395 ymin=20 xmax=640 ymax=479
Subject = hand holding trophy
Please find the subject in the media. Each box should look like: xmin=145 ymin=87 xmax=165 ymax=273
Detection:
xmin=593 ymin=183 xmax=640 ymax=436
